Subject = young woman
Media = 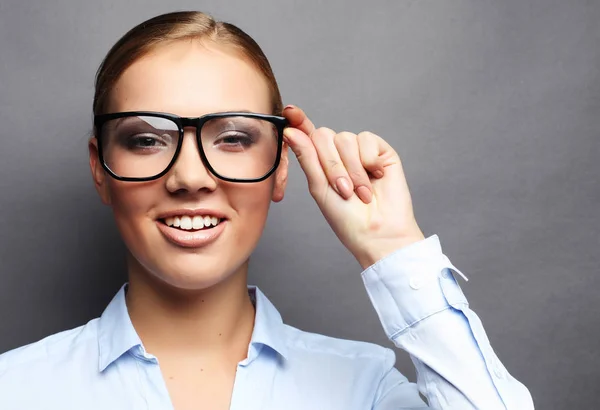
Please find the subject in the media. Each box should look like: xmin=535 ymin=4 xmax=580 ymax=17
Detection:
xmin=0 ymin=11 xmax=534 ymax=410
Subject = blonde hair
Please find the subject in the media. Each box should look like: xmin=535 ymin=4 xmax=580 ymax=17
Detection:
xmin=93 ymin=11 xmax=283 ymax=116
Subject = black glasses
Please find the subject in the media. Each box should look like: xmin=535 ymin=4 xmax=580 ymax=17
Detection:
xmin=94 ymin=111 xmax=288 ymax=183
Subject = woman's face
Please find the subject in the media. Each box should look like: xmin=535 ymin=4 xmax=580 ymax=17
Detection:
xmin=89 ymin=40 xmax=288 ymax=290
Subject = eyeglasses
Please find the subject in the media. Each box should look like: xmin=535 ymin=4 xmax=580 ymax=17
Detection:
xmin=94 ymin=111 xmax=288 ymax=183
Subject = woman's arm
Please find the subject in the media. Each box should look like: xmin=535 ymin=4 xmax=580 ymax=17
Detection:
xmin=281 ymin=106 xmax=534 ymax=409
xmin=363 ymin=235 xmax=533 ymax=409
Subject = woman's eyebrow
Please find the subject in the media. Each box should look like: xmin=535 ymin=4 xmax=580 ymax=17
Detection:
xmin=111 ymin=116 xmax=141 ymax=127
xmin=214 ymin=109 xmax=257 ymax=114
xmin=113 ymin=116 xmax=176 ymax=130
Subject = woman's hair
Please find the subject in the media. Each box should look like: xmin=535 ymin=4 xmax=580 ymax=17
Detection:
xmin=93 ymin=11 xmax=283 ymax=116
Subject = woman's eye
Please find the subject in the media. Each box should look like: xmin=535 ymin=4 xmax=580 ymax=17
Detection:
xmin=122 ymin=133 xmax=170 ymax=150
xmin=214 ymin=133 xmax=254 ymax=148
xmin=131 ymin=136 xmax=157 ymax=147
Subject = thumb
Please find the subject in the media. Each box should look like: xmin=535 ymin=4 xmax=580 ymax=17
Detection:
xmin=283 ymin=127 xmax=327 ymax=195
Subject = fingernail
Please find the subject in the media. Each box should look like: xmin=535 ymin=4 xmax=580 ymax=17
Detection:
xmin=373 ymin=170 xmax=384 ymax=178
xmin=356 ymin=186 xmax=373 ymax=203
xmin=336 ymin=177 xmax=353 ymax=198
xmin=283 ymin=104 xmax=295 ymax=111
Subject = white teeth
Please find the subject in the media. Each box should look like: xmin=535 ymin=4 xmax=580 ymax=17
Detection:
xmin=180 ymin=216 xmax=193 ymax=230
xmin=164 ymin=215 xmax=221 ymax=230
xmin=192 ymin=216 xmax=204 ymax=229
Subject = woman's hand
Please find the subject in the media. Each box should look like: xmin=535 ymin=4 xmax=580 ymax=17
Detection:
xmin=282 ymin=105 xmax=425 ymax=269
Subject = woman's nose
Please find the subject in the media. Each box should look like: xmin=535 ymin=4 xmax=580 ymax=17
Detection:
xmin=164 ymin=131 xmax=217 ymax=194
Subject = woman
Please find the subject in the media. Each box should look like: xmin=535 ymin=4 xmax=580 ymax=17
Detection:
xmin=0 ymin=11 xmax=534 ymax=410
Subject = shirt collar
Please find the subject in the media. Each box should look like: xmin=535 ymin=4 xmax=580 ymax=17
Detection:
xmin=97 ymin=284 xmax=288 ymax=372
xmin=246 ymin=286 xmax=289 ymax=362
xmin=97 ymin=284 xmax=142 ymax=372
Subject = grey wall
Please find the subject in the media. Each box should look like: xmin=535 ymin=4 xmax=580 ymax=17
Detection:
xmin=0 ymin=0 xmax=598 ymax=408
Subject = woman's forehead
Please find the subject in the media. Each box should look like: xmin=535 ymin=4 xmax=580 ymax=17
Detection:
xmin=108 ymin=40 xmax=271 ymax=116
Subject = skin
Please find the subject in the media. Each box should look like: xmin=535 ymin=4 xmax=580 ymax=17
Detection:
xmin=88 ymin=38 xmax=424 ymax=410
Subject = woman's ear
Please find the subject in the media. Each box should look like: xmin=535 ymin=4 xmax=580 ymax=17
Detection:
xmin=271 ymin=143 xmax=289 ymax=203
xmin=88 ymin=137 xmax=112 ymax=205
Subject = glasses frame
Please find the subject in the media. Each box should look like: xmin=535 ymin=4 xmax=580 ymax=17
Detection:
xmin=94 ymin=111 xmax=288 ymax=183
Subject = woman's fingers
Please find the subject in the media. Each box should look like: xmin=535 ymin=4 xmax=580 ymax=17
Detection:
xmin=282 ymin=105 xmax=389 ymax=204
xmin=282 ymin=105 xmax=316 ymax=137
xmin=282 ymin=127 xmax=328 ymax=199
xmin=357 ymin=131 xmax=387 ymax=179
xmin=310 ymin=127 xmax=355 ymax=199
xmin=333 ymin=132 xmax=373 ymax=203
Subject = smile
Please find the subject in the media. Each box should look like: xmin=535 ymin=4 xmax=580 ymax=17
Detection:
xmin=156 ymin=210 xmax=228 ymax=248
xmin=162 ymin=215 xmax=222 ymax=231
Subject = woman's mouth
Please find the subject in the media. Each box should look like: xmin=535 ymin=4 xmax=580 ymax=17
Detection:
xmin=161 ymin=215 xmax=222 ymax=232
xmin=156 ymin=213 xmax=227 ymax=248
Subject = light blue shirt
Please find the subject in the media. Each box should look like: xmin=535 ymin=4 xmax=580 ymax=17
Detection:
xmin=0 ymin=235 xmax=534 ymax=409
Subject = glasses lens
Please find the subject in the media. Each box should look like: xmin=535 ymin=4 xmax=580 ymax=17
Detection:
xmin=100 ymin=115 xmax=179 ymax=179
xmin=200 ymin=116 xmax=279 ymax=180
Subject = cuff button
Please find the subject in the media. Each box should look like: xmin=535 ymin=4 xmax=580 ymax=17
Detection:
xmin=409 ymin=276 xmax=423 ymax=290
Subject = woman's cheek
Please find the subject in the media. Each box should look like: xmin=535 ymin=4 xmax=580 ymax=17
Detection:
xmin=108 ymin=181 xmax=162 ymax=232
xmin=230 ymin=182 xmax=273 ymax=217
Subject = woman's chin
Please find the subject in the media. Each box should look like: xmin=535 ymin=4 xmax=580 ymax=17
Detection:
xmin=146 ymin=258 xmax=245 ymax=292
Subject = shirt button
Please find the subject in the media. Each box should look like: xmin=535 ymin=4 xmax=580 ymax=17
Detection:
xmin=409 ymin=276 xmax=423 ymax=290
xmin=442 ymin=270 xmax=452 ymax=279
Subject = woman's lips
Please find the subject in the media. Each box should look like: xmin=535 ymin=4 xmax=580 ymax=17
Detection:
xmin=156 ymin=219 xmax=226 ymax=248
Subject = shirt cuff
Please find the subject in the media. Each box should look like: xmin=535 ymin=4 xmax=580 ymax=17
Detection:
xmin=361 ymin=234 xmax=469 ymax=339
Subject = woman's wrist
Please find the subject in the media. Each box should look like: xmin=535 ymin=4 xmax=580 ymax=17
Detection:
xmin=357 ymin=230 xmax=426 ymax=270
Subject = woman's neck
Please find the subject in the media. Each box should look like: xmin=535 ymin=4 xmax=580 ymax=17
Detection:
xmin=124 ymin=258 xmax=255 ymax=361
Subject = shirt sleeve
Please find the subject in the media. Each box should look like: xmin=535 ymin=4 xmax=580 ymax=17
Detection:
xmin=361 ymin=235 xmax=534 ymax=410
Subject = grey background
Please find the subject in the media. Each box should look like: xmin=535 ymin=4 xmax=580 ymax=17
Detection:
xmin=0 ymin=0 xmax=598 ymax=408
